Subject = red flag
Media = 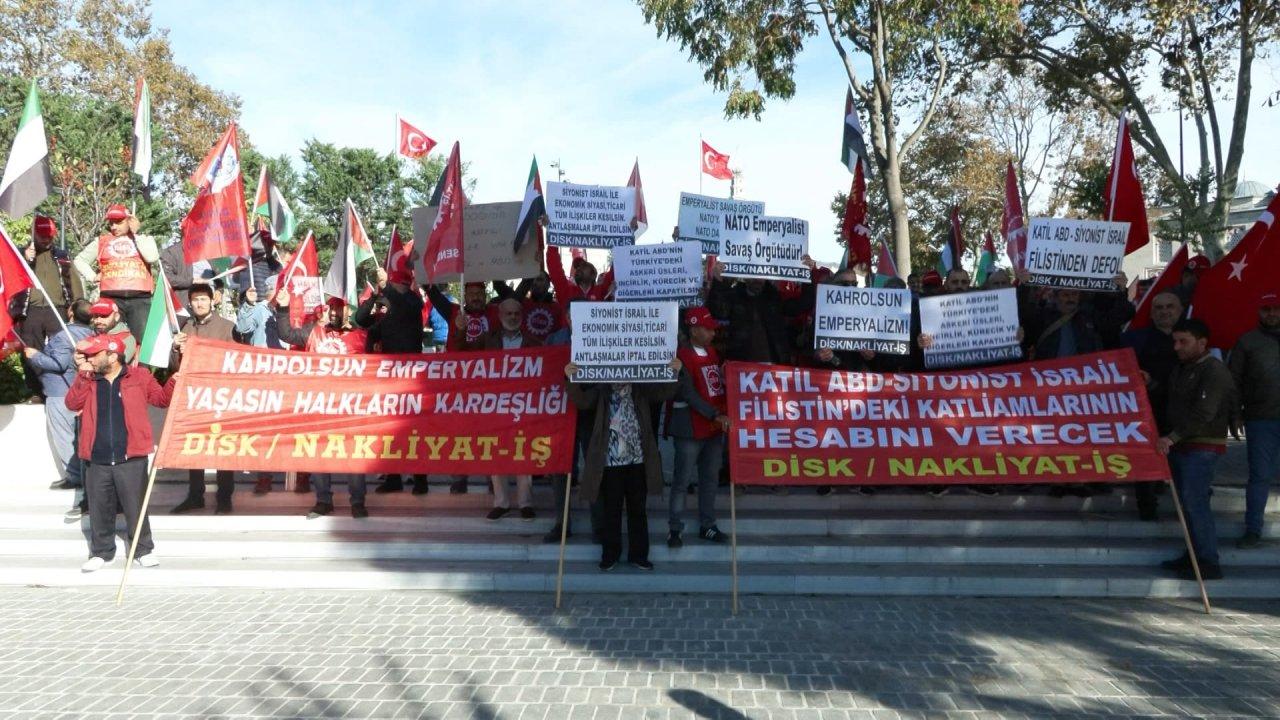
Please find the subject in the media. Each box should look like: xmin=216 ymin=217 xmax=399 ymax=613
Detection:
xmin=1129 ymin=243 xmax=1189 ymax=331
xmin=0 ymin=224 xmax=37 ymax=343
xmin=1104 ymin=111 xmax=1151 ymax=255
xmin=0 ymin=328 xmax=21 ymax=359
xmin=397 ymin=117 xmax=436 ymax=159
xmin=1001 ymin=162 xmax=1027 ymax=271
xmin=701 ymin=141 xmax=733 ymax=181
xmin=627 ymin=160 xmax=648 ymax=236
xmin=279 ymin=231 xmax=320 ymax=329
xmin=840 ymin=160 xmax=871 ymax=267
xmin=1191 ymin=187 xmax=1280 ymax=349
xmin=424 ymin=142 xmax=464 ymax=281
xmin=181 ymin=123 xmax=250 ymax=264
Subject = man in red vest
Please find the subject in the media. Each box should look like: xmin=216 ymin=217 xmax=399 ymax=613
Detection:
xmin=666 ymin=306 xmax=730 ymax=548
xmin=73 ymin=204 xmax=159 ymax=343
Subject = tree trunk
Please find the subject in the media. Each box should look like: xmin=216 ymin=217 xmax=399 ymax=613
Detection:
xmin=882 ymin=161 xmax=913 ymax=275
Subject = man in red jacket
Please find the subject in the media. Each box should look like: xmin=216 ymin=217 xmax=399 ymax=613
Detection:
xmin=64 ymin=333 xmax=175 ymax=572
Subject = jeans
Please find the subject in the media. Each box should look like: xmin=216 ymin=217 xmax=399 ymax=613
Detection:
xmin=669 ymin=435 xmax=723 ymax=533
xmin=1170 ymin=449 xmax=1220 ymax=564
xmin=313 ymin=473 xmax=366 ymax=505
xmin=1244 ymin=420 xmax=1280 ymax=535
xmin=599 ymin=463 xmax=649 ymax=564
xmin=85 ymin=457 xmax=152 ymax=560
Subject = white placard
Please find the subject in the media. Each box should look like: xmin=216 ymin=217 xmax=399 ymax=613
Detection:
xmin=410 ymin=202 xmax=542 ymax=283
xmin=612 ymin=242 xmax=704 ymax=307
xmin=570 ymin=301 xmax=679 ymax=383
xmin=1024 ymin=217 xmax=1130 ymax=291
xmin=544 ymin=181 xmax=637 ymax=249
xmin=719 ymin=213 xmax=810 ymax=282
xmin=919 ymin=288 xmax=1022 ymax=369
xmin=814 ymin=285 xmax=913 ymax=355
xmin=677 ymin=192 xmax=766 ymax=255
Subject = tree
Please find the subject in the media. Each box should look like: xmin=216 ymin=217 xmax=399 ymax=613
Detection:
xmin=986 ymin=0 xmax=1280 ymax=257
xmin=638 ymin=0 xmax=1017 ymax=274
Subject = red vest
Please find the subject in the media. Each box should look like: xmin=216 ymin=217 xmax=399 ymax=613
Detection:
xmin=305 ymin=325 xmax=367 ymax=355
xmin=96 ymin=233 xmax=153 ymax=295
xmin=447 ymin=306 xmax=498 ymax=352
xmin=677 ymin=344 xmax=727 ymax=439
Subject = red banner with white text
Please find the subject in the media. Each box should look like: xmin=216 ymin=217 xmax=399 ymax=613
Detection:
xmin=726 ymin=349 xmax=1168 ymax=485
xmin=156 ymin=338 xmax=575 ymax=475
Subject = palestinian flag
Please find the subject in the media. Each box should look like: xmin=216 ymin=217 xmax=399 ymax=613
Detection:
xmin=841 ymin=87 xmax=871 ymax=175
xmin=322 ymin=200 xmax=376 ymax=306
xmin=974 ymin=231 xmax=997 ymax=286
xmin=513 ymin=156 xmax=544 ymax=253
xmin=131 ymin=77 xmax=152 ymax=186
xmin=0 ymin=80 xmax=53 ymax=218
xmin=872 ymin=240 xmax=898 ymax=288
xmin=939 ymin=205 xmax=965 ymax=273
xmin=138 ymin=270 xmax=181 ymax=368
xmin=252 ymin=165 xmax=297 ymax=244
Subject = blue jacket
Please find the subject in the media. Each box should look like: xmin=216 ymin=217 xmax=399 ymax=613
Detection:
xmin=428 ymin=303 xmax=451 ymax=345
xmin=235 ymin=301 xmax=273 ymax=347
xmin=27 ymin=323 xmax=93 ymax=397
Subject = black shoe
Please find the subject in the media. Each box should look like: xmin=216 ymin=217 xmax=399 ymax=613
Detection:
xmin=667 ymin=531 xmax=683 ymax=549
xmin=170 ymin=497 xmax=205 ymax=514
xmin=1048 ymin=485 xmax=1068 ymax=498
xmin=686 ymin=483 xmax=696 ymax=495
xmin=307 ymin=502 xmax=333 ymax=519
xmin=351 ymin=503 xmax=368 ymax=519
xmin=927 ymin=486 xmax=949 ymax=497
xmin=49 ymin=479 xmax=73 ymax=490
xmin=599 ymin=559 xmax=616 ymax=572
xmin=1137 ymin=506 xmax=1159 ymax=522
xmin=591 ymin=532 xmax=603 ymax=546
xmin=374 ymin=478 xmax=403 ymax=494
xmin=1237 ymin=531 xmax=1263 ymax=549
xmin=519 ymin=507 xmax=536 ymax=521
xmin=699 ymin=526 xmax=728 ymax=543
xmin=630 ymin=559 xmax=654 ymax=571
xmin=214 ymin=501 xmax=232 ymax=515
xmin=857 ymin=486 xmax=876 ymax=496
xmin=971 ymin=485 xmax=999 ymax=496
xmin=816 ymin=485 xmax=832 ymax=496
xmin=543 ymin=526 xmax=570 ymax=543
xmin=411 ymin=479 xmax=429 ymax=495
xmin=1178 ymin=561 xmax=1223 ymax=581
xmin=486 ymin=507 xmax=509 ymax=521
xmin=1069 ymin=485 xmax=1093 ymax=498
xmin=449 ymin=479 xmax=468 ymax=494
xmin=1160 ymin=553 xmax=1192 ymax=572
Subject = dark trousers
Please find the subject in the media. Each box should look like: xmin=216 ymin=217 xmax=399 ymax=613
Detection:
xmin=188 ymin=469 xmax=235 ymax=503
xmin=19 ymin=304 xmax=63 ymax=398
xmin=599 ymin=463 xmax=649 ymax=564
xmin=1134 ymin=481 xmax=1159 ymax=515
xmin=107 ymin=294 xmax=151 ymax=344
xmin=86 ymin=457 xmax=152 ymax=560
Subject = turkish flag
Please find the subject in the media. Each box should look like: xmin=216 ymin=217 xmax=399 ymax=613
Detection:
xmin=1001 ymin=162 xmax=1027 ymax=271
xmin=701 ymin=141 xmax=733 ymax=180
xmin=840 ymin=160 xmax=871 ymax=267
xmin=1104 ymin=112 xmax=1151 ymax=255
xmin=1191 ymin=187 xmax=1280 ymax=349
xmin=278 ymin=231 xmax=320 ymax=329
xmin=0 ymin=224 xmax=36 ymax=344
xmin=397 ymin=118 xmax=436 ymax=159
xmin=424 ymin=142 xmax=465 ymax=280
xmin=1128 ymin=243 xmax=1188 ymax=331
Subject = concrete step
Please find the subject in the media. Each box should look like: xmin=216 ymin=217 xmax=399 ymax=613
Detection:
xmin=5 ymin=528 xmax=1277 ymax=567
xmin=2 ymin=556 xmax=1275 ymax=598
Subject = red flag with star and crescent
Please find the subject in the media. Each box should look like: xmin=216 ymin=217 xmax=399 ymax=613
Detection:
xmin=1104 ymin=111 xmax=1151 ymax=256
xmin=397 ymin=117 xmax=436 ymax=159
xmin=1191 ymin=187 xmax=1280 ymax=349
xmin=701 ymin=141 xmax=733 ymax=181
xmin=0 ymin=223 xmax=37 ymax=344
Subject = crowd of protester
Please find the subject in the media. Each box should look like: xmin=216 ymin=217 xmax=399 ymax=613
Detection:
xmin=9 ymin=207 xmax=1276 ymax=581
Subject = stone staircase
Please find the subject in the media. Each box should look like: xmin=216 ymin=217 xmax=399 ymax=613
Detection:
xmin=2 ymin=405 xmax=1278 ymax=598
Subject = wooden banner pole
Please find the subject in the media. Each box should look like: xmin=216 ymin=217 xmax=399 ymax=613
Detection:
xmin=115 ymin=462 xmax=161 ymax=607
xmin=1166 ymin=477 xmax=1212 ymax=614
xmin=730 ymin=479 xmax=739 ymax=616
xmin=554 ymin=472 xmax=574 ymax=610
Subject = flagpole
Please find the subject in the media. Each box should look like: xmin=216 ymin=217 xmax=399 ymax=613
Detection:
xmin=2 ymin=230 xmax=74 ymax=345
xmin=698 ymin=134 xmax=703 ymax=195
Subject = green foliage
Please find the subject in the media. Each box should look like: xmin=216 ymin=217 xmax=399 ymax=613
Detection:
xmin=0 ymin=354 xmax=29 ymax=405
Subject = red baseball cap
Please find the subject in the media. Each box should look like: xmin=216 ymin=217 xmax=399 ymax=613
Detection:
xmin=76 ymin=334 xmax=124 ymax=357
xmin=685 ymin=306 xmax=721 ymax=331
xmin=922 ymin=269 xmax=943 ymax=287
xmin=1259 ymin=291 xmax=1280 ymax=308
xmin=326 ymin=297 xmax=346 ymax=311
xmin=105 ymin=204 xmax=130 ymax=222
xmin=1186 ymin=255 xmax=1211 ymax=275
xmin=33 ymin=216 xmax=57 ymax=238
xmin=89 ymin=298 xmax=118 ymax=317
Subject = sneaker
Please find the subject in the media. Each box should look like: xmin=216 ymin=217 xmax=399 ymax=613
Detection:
xmin=1237 ymin=531 xmax=1263 ymax=549
xmin=170 ymin=497 xmax=205 ymax=514
xmin=307 ymin=502 xmax=333 ymax=519
xmin=519 ymin=507 xmax=536 ymax=521
xmin=351 ymin=503 xmax=368 ymax=519
xmin=214 ymin=501 xmax=232 ymax=515
xmin=486 ymin=507 xmax=509 ymax=521
xmin=135 ymin=554 xmax=159 ymax=568
xmin=699 ymin=526 xmax=728 ymax=543
xmin=81 ymin=556 xmax=109 ymax=573
xmin=63 ymin=505 xmax=84 ymax=522
xmin=543 ymin=526 xmax=570 ymax=543
xmin=253 ymin=476 xmax=272 ymax=495
xmin=598 ymin=559 xmax=616 ymax=572
xmin=411 ymin=478 xmax=430 ymax=495
xmin=450 ymin=479 xmax=469 ymax=494
xmin=630 ymin=559 xmax=655 ymax=571
xmin=667 ymin=531 xmax=683 ymax=549
xmin=49 ymin=479 xmax=73 ymax=490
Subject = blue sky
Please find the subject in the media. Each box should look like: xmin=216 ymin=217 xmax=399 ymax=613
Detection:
xmin=151 ymin=1 xmax=1280 ymax=264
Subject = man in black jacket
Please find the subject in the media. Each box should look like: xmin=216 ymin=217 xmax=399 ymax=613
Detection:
xmin=1121 ymin=291 xmax=1183 ymax=520
xmin=705 ymin=260 xmax=818 ymax=364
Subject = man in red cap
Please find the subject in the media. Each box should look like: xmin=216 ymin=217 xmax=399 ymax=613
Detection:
xmin=1175 ymin=255 xmax=1211 ymax=310
xmin=64 ymin=332 xmax=176 ymax=572
xmin=919 ymin=269 xmax=944 ymax=296
xmin=14 ymin=215 xmax=84 ymax=400
xmin=87 ymin=298 xmax=137 ymax=364
xmin=73 ymin=204 xmax=159 ymax=343
xmin=1228 ymin=290 xmax=1280 ymax=549
xmin=665 ymin=306 xmax=730 ymax=548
